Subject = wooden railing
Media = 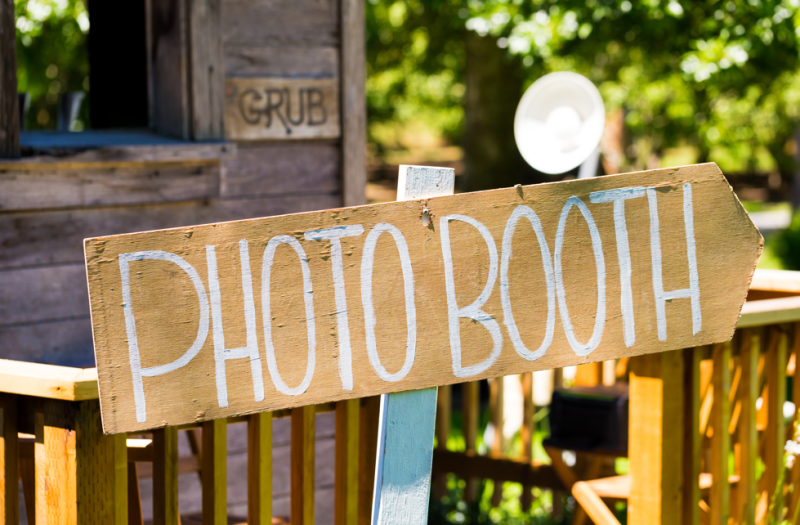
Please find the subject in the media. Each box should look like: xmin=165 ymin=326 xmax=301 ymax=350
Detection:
xmin=2 ymin=269 xmax=799 ymax=524
xmin=431 ymin=269 xmax=800 ymax=525
xmin=0 ymin=361 xmax=381 ymax=525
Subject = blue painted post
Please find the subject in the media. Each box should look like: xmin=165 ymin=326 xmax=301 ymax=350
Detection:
xmin=370 ymin=165 xmax=455 ymax=525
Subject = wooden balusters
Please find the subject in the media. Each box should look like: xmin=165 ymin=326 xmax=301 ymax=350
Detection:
xmin=34 ymin=399 xmax=77 ymax=524
xmin=683 ymin=348 xmax=701 ymax=525
xmin=0 ymin=394 xmax=18 ymax=525
xmin=521 ymin=372 xmax=535 ymax=511
xmin=489 ymin=377 xmax=504 ymax=506
xmin=765 ymin=326 xmax=788 ymax=505
xmin=710 ymin=342 xmax=732 ymax=525
xmin=202 ymin=419 xmax=227 ymax=525
xmin=292 ymin=405 xmax=315 ymax=525
xmin=791 ymin=324 xmax=800 ymax=520
xmin=248 ymin=412 xmax=273 ymax=525
xmin=358 ymin=396 xmax=380 ymax=525
xmin=152 ymin=426 xmax=180 ymax=525
xmin=463 ymin=381 xmax=480 ymax=502
xmin=335 ymin=400 xmax=359 ymax=525
xmin=738 ymin=329 xmax=759 ymax=524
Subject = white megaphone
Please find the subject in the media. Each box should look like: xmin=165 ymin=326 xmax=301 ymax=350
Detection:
xmin=514 ymin=72 xmax=605 ymax=178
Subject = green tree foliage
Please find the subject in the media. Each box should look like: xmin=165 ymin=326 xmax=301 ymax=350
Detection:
xmin=15 ymin=0 xmax=89 ymax=130
xmin=368 ymin=0 xmax=800 ymax=175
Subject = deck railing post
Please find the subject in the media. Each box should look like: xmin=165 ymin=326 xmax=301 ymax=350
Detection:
xmin=0 ymin=393 xmax=18 ymax=524
xmin=628 ymin=350 xmax=685 ymax=525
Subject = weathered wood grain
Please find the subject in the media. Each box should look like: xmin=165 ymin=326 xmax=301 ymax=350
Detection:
xmin=0 ymin=318 xmax=94 ymax=366
xmin=0 ymin=394 xmax=19 ymax=524
xmin=341 ymin=0 xmax=367 ymax=207
xmin=151 ymin=0 xmax=190 ymax=139
xmin=224 ymin=78 xmax=340 ymax=140
xmin=0 ymin=162 xmax=220 ymax=211
xmin=35 ymin=399 xmax=77 ymax=524
xmin=0 ymin=264 xmax=88 ymax=326
xmin=0 ymin=0 xmax=18 ymax=158
xmin=188 ymin=0 xmax=225 ymax=140
xmin=221 ymin=141 xmax=340 ymax=198
xmin=0 ymin=359 xmax=97 ymax=400
xmin=224 ymin=46 xmax=338 ymax=78
xmin=85 ymin=163 xmax=762 ymax=433
xmin=0 ymin=193 xmax=341 ymax=269
xmin=221 ymin=0 xmax=339 ymax=47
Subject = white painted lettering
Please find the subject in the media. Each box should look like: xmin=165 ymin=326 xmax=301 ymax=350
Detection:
xmin=206 ymin=241 xmax=264 ymax=408
xmin=589 ymin=187 xmax=645 ymax=347
xmin=361 ymin=223 xmax=417 ymax=382
xmin=500 ymin=205 xmax=555 ymax=361
xmin=119 ymin=251 xmax=209 ymax=423
xmin=440 ymin=214 xmax=502 ymax=377
xmin=304 ymin=225 xmax=365 ymax=390
xmin=554 ymin=197 xmax=606 ymax=357
xmin=647 ymin=183 xmax=701 ymax=340
xmin=262 ymin=236 xmax=316 ymax=396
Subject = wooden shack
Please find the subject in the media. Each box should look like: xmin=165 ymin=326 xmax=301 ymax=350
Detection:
xmin=0 ymin=0 xmax=366 ymax=367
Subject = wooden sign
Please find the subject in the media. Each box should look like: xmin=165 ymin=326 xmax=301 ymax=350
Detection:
xmin=224 ymin=77 xmax=340 ymax=140
xmin=85 ymin=163 xmax=761 ymax=434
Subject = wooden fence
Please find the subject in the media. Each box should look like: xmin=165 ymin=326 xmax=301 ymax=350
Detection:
xmin=1 ymin=268 xmax=799 ymax=524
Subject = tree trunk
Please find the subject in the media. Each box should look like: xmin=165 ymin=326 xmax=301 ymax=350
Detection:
xmin=463 ymin=32 xmax=540 ymax=191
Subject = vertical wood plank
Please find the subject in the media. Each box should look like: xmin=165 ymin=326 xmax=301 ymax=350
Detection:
xmin=188 ymin=0 xmax=224 ymax=140
xmin=358 ymin=396 xmax=381 ymax=525
xmin=434 ymin=384 xmax=451 ymax=499
xmin=739 ymin=329 xmax=758 ymax=525
xmin=20 ymin=449 xmax=35 ymax=525
xmin=202 ymin=419 xmax=227 ymax=525
xmin=628 ymin=350 xmax=684 ymax=525
xmin=128 ymin=463 xmax=144 ymax=525
xmin=151 ymin=0 xmax=190 ymax=139
xmin=683 ymin=348 xmax=701 ymax=525
xmin=574 ymin=363 xmax=602 ymax=387
xmin=0 ymin=0 xmax=19 ymax=158
xmin=0 ymin=394 xmax=18 ymax=525
xmin=34 ymin=400 xmax=77 ymax=525
xmin=489 ymin=377 xmax=504 ymax=506
xmin=765 ymin=326 xmax=788 ymax=502
xmin=248 ymin=412 xmax=272 ymax=525
xmin=371 ymin=389 xmax=437 ymax=525
xmin=521 ymin=372 xmax=535 ymax=511
xmin=291 ymin=405 xmax=315 ymax=525
xmin=335 ymin=399 xmax=359 ymax=525
xmin=710 ymin=343 xmax=732 ymax=525
xmin=340 ymin=0 xmax=367 ymax=206
xmin=152 ymin=426 xmax=179 ymax=525
xmin=75 ymin=400 xmax=127 ymax=524
xmin=463 ymin=380 xmax=480 ymax=503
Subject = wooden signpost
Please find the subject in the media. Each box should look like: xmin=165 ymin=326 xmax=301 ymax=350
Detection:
xmin=84 ymin=162 xmax=761 ymax=435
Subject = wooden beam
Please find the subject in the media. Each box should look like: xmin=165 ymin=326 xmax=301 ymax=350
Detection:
xmin=709 ymin=343 xmax=731 ymax=525
xmin=572 ymin=482 xmax=621 ymax=525
xmin=0 ymin=394 xmax=18 ymax=525
xmin=34 ymin=399 xmax=78 ymax=524
xmin=520 ymin=372 xmax=534 ymax=510
xmin=0 ymin=360 xmax=98 ymax=401
xmin=152 ymin=426 xmax=179 ymax=525
xmin=340 ymin=0 xmax=367 ymax=206
xmin=358 ymin=396 xmax=380 ymax=525
xmin=291 ymin=405 xmax=315 ymax=525
xmin=628 ymin=351 xmax=684 ymax=525
xmin=0 ymin=0 xmax=19 ymax=158
xmin=335 ymin=399 xmax=359 ymax=525
xmin=489 ymin=376 xmax=504 ymax=506
xmin=248 ymin=412 xmax=272 ymax=525
xmin=371 ymin=389 xmax=438 ymax=525
xmin=434 ymin=384 xmax=451 ymax=499
xmin=202 ymin=418 xmax=227 ymax=525
xmin=683 ymin=348 xmax=701 ymax=525
xmin=765 ymin=326 xmax=788 ymax=503
xmin=75 ymin=401 xmax=127 ymax=523
xmin=188 ymin=0 xmax=224 ymax=140
xmin=150 ymin=0 xmax=190 ymax=139
xmin=432 ymin=449 xmax=564 ymax=490
xmin=739 ymin=329 xmax=758 ymax=524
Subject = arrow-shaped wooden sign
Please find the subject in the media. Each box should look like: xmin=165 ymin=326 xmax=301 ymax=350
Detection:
xmin=84 ymin=163 xmax=761 ymax=434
